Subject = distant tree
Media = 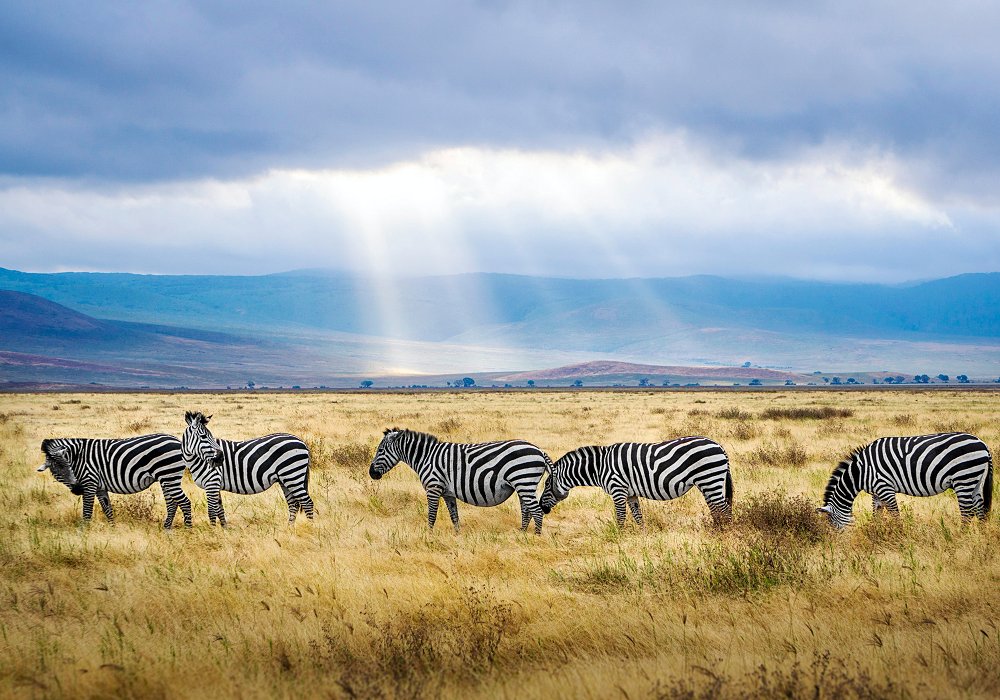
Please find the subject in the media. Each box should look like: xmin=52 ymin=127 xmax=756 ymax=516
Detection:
xmin=846 ymin=378 xmax=857 ymax=384
xmin=246 ymin=380 xmax=256 ymax=390
xmin=638 ymin=378 xmax=650 ymax=387
xmin=937 ymin=374 xmax=949 ymax=382
xmin=914 ymin=374 xmax=930 ymax=384
xmin=831 ymin=377 xmax=842 ymax=385
xmin=462 ymin=377 xmax=476 ymax=388
xmin=822 ymin=377 xmax=830 ymax=383
xmin=503 ymin=383 xmax=512 ymax=388
xmin=742 ymin=361 xmax=752 ymax=368
xmin=895 ymin=376 xmax=905 ymax=384
xmin=526 ymin=380 xmax=535 ymax=388
xmin=785 ymin=380 xmax=795 ymax=386
xmin=360 ymin=380 xmax=374 ymax=388
xmin=572 ymin=379 xmax=583 ymax=387
xmin=957 ymin=375 xmax=969 ymax=383
xmin=749 ymin=379 xmax=762 ymax=386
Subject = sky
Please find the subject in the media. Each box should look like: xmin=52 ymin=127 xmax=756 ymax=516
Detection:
xmin=1 ymin=1 xmax=999 ymax=282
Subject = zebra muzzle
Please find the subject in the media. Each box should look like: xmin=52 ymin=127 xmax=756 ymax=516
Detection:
xmin=368 ymin=466 xmax=382 ymax=480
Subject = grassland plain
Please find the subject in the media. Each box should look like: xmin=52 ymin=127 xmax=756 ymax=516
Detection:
xmin=0 ymin=389 xmax=998 ymax=699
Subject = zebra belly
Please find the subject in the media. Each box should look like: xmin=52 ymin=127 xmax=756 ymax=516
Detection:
xmin=450 ymin=480 xmax=515 ymax=507
xmin=222 ymin=471 xmax=277 ymax=495
xmin=99 ymin=467 xmax=157 ymax=494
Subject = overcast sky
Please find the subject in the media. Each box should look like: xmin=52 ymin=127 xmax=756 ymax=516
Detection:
xmin=1 ymin=1 xmax=998 ymax=281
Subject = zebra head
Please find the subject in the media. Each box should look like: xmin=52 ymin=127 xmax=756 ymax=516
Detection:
xmin=39 ymin=439 xmax=84 ymax=495
xmin=540 ymin=451 xmax=575 ymax=514
xmin=183 ymin=411 xmax=224 ymax=467
xmin=369 ymin=428 xmax=405 ymax=480
xmin=817 ymin=454 xmax=858 ymax=529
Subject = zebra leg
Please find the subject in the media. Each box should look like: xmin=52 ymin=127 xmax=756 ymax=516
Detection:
xmin=426 ymin=491 xmax=441 ymax=530
xmin=443 ymin=496 xmax=460 ymax=532
xmin=207 ymin=490 xmax=227 ymax=528
xmin=160 ymin=478 xmax=192 ymax=528
xmin=280 ymin=484 xmax=299 ymax=524
xmin=955 ymin=485 xmax=982 ymax=521
xmin=612 ymin=495 xmax=628 ymax=528
xmin=164 ymin=499 xmax=178 ymax=529
xmin=97 ymin=491 xmax=114 ymax=525
xmin=81 ymin=491 xmax=95 ymax=521
xmin=514 ymin=489 xmax=543 ymax=534
xmin=627 ymin=496 xmax=644 ymax=527
xmin=872 ymin=488 xmax=900 ymax=518
xmin=283 ymin=482 xmax=315 ymax=521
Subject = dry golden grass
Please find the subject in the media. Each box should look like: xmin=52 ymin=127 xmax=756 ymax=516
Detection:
xmin=1 ymin=389 xmax=998 ymax=699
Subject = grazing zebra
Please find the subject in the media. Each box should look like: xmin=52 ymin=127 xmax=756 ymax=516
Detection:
xmin=182 ymin=411 xmax=314 ymax=526
xmin=37 ymin=434 xmax=191 ymax=528
xmin=818 ymin=432 xmax=993 ymax=528
xmin=368 ymin=428 xmax=550 ymax=533
xmin=540 ymin=437 xmax=734 ymax=526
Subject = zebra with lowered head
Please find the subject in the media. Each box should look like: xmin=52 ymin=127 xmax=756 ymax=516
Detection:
xmin=541 ymin=436 xmax=734 ymax=526
xmin=818 ymin=432 xmax=993 ymax=528
xmin=182 ymin=411 xmax=314 ymax=526
xmin=37 ymin=434 xmax=192 ymax=528
xmin=369 ymin=428 xmax=551 ymax=533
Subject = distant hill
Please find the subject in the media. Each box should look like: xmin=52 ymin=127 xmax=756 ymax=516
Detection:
xmin=497 ymin=361 xmax=807 ymax=383
xmin=1 ymin=268 xmax=998 ymax=383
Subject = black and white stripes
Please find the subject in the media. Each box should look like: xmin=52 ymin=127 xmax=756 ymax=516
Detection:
xmin=819 ymin=432 xmax=993 ymax=528
xmin=38 ymin=434 xmax=191 ymax=528
xmin=540 ymin=437 xmax=734 ymax=525
xmin=369 ymin=428 xmax=550 ymax=533
xmin=182 ymin=411 xmax=314 ymax=527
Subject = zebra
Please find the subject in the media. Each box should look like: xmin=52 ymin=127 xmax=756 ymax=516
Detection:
xmin=181 ymin=411 xmax=314 ymax=526
xmin=37 ymin=434 xmax=192 ymax=528
xmin=818 ymin=432 xmax=993 ymax=528
xmin=368 ymin=428 xmax=550 ymax=533
xmin=540 ymin=437 xmax=734 ymax=526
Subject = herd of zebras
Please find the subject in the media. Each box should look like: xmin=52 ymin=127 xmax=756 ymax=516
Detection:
xmin=37 ymin=410 xmax=993 ymax=531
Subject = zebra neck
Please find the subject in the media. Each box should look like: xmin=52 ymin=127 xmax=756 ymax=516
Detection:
xmin=562 ymin=460 xmax=602 ymax=488
xmin=398 ymin=435 xmax=434 ymax=471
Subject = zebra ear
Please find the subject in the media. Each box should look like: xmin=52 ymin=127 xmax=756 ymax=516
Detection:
xmin=41 ymin=438 xmax=53 ymax=453
xmin=37 ymin=463 xmax=48 ymax=472
xmin=185 ymin=411 xmax=195 ymax=425
xmin=205 ymin=414 xmax=212 ymax=422
xmin=816 ymin=505 xmax=832 ymax=514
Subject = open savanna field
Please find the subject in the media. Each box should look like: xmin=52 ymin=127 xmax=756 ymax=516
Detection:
xmin=1 ymin=389 xmax=998 ymax=699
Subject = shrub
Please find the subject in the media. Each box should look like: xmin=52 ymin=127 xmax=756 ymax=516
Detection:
xmin=747 ymin=440 xmax=808 ymax=468
xmin=736 ymin=492 xmax=827 ymax=543
xmin=717 ymin=407 xmax=752 ymax=420
xmin=759 ymin=406 xmax=854 ymax=420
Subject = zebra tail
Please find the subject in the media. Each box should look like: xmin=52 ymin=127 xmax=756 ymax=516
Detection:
xmin=725 ymin=469 xmax=734 ymax=509
xmin=984 ymin=454 xmax=993 ymax=517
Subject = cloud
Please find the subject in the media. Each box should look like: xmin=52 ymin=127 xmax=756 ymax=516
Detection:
xmin=1 ymin=2 xmax=999 ymax=280
xmin=4 ymin=133 xmax=992 ymax=281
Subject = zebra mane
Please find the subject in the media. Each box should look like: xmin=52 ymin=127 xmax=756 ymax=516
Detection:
xmin=386 ymin=427 xmax=439 ymax=444
xmin=186 ymin=411 xmax=210 ymax=425
xmin=823 ymin=446 xmax=863 ymax=505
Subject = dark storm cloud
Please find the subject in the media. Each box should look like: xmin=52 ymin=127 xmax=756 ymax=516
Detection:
xmin=2 ymin=1 xmax=998 ymax=196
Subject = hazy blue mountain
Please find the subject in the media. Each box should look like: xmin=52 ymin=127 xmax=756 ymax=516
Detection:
xmin=2 ymin=267 xmax=998 ymax=340
xmin=1 ymin=268 xmax=998 ymax=384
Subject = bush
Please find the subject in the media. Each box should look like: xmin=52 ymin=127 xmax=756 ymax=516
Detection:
xmin=747 ymin=440 xmax=808 ymax=468
xmin=717 ymin=407 xmax=752 ymax=420
xmin=759 ymin=406 xmax=854 ymax=420
xmin=736 ymin=492 xmax=827 ymax=543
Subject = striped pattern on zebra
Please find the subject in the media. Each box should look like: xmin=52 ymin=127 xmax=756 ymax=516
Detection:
xmin=541 ymin=436 xmax=734 ymax=526
xmin=368 ymin=428 xmax=551 ymax=533
xmin=818 ymin=432 xmax=993 ymax=528
xmin=182 ymin=411 xmax=314 ymax=526
xmin=37 ymin=434 xmax=191 ymax=528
